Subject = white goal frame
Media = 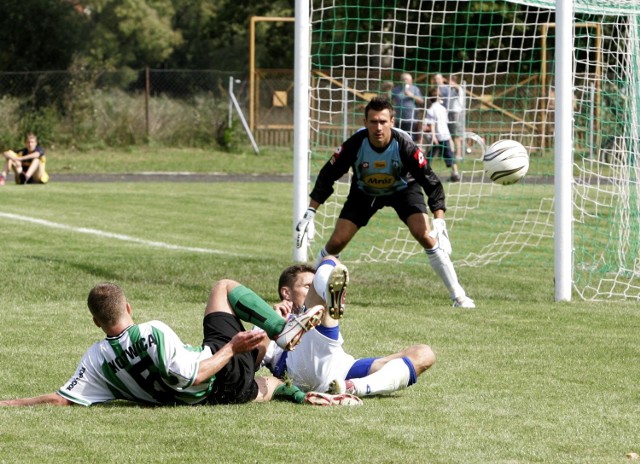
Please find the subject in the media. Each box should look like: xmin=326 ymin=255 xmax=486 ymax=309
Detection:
xmin=291 ymin=0 xmax=625 ymax=303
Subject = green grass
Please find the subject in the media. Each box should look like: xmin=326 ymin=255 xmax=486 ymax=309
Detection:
xmin=48 ymin=145 xmax=295 ymax=175
xmin=0 ymin=150 xmax=638 ymax=463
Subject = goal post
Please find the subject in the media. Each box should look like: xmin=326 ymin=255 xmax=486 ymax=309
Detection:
xmin=293 ymin=0 xmax=640 ymax=302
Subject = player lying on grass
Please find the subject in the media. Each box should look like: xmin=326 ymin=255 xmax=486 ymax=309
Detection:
xmin=256 ymin=257 xmax=436 ymax=401
xmin=0 ymin=280 xmax=362 ymax=407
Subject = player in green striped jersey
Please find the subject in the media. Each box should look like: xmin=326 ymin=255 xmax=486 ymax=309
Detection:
xmin=0 ymin=280 xmax=363 ymax=407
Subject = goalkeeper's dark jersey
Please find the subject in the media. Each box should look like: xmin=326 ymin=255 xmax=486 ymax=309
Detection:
xmin=310 ymin=127 xmax=446 ymax=213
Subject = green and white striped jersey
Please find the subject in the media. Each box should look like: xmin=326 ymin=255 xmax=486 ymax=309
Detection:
xmin=58 ymin=320 xmax=213 ymax=406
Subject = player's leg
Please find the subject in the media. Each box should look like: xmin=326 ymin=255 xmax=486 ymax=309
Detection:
xmin=305 ymin=256 xmax=348 ymax=321
xmin=205 ymin=279 xmax=324 ymax=351
xmin=254 ymin=375 xmax=308 ymax=403
xmin=316 ymin=187 xmax=380 ymax=264
xmin=393 ymin=186 xmax=474 ymax=308
xmin=316 ymin=218 xmax=358 ymax=263
xmin=330 ymin=344 xmax=435 ymax=397
xmin=406 ymin=213 xmax=473 ymax=307
xmin=23 ymin=158 xmax=41 ymax=183
xmin=444 ymin=141 xmax=460 ymax=181
xmin=368 ymin=344 xmax=435 ymax=376
xmin=0 ymin=158 xmax=9 ymax=185
xmin=31 ymin=157 xmax=48 ymax=183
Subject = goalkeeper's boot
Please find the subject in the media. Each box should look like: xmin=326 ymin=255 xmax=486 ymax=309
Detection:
xmin=303 ymin=391 xmax=363 ymax=406
xmin=275 ymin=304 xmax=324 ymax=351
xmin=453 ymin=295 xmax=476 ymax=309
xmin=325 ymin=263 xmax=348 ymax=319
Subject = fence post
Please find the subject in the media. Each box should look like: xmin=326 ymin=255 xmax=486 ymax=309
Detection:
xmin=145 ymin=66 xmax=150 ymax=138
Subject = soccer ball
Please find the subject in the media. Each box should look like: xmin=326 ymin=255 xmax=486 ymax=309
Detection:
xmin=483 ymin=139 xmax=529 ymax=185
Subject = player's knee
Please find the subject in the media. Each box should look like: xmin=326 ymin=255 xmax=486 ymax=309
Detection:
xmin=412 ymin=344 xmax=436 ymax=373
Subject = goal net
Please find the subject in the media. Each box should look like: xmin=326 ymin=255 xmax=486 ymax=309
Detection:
xmin=302 ymin=0 xmax=640 ymax=301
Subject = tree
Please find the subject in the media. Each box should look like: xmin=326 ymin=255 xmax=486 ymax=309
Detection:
xmin=82 ymin=0 xmax=182 ymax=69
xmin=169 ymin=0 xmax=294 ymax=71
xmin=0 ymin=0 xmax=89 ymax=71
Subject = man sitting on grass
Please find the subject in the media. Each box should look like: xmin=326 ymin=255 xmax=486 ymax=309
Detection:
xmin=0 ymin=132 xmax=49 ymax=186
xmin=0 ymin=280 xmax=362 ymax=407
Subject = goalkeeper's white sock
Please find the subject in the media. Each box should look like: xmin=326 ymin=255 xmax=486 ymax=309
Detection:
xmin=426 ymin=246 xmax=465 ymax=300
xmin=349 ymin=358 xmax=412 ymax=396
xmin=313 ymin=258 xmax=336 ymax=302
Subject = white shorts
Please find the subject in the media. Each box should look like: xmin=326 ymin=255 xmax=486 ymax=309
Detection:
xmin=285 ymin=329 xmax=356 ymax=393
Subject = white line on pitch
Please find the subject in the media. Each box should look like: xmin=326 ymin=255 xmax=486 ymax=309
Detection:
xmin=0 ymin=212 xmax=241 ymax=256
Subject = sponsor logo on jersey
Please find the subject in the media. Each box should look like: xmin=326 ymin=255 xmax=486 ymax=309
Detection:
xmin=65 ymin=367 xmax=87 ymax=391
xmin=373 ymin=160 xmax=387 ymax=169
xmin=361 ymin=162 xmax=370 ymax=169
xmin=363 ymin=173 xmax=395 ymax=188
xmin=413 ymin=148 xmax=427 ymax=167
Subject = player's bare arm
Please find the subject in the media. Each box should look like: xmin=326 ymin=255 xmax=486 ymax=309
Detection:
xmin=0 ymin=392 xmax=73 ymax=407
xmin=194 ymin=331 xmax=266 ymax=385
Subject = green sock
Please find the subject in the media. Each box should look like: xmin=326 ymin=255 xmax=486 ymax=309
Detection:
xmin=227 ymin=285 xmax=285 ymax=338
xmin=273 ymin=383 xmax=306 ymax=404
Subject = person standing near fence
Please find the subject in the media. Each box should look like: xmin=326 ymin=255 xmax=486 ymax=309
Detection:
xmin=391 ymin=73 xmax=424 ymax=143
xmin=446 ymin=75 xmax=466 ymax=160
xmin=0 ymin=132 xmax=49 ymax=186
xmin=423 ymin=87 xmax=461 ymax=182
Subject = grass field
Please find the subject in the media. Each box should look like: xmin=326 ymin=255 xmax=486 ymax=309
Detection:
xmin=0 ymin=148 xmax=638 ymax=463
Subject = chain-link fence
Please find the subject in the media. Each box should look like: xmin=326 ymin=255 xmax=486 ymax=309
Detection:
xmin=0 ymin=69 xmax=262 ymax=149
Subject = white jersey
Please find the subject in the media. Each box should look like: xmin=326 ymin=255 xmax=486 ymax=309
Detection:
xmin=260 ymin=328 xmax=356 ymax=393
xmin=424 ymin=101 xmax=451 ymax=142
xmin=58 ymin=321 xmax=213 ymax=406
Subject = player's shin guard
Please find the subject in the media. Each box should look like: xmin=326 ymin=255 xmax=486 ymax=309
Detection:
xmin=425 ymin=246 xmax=466 ymax=300
xmin=227 ymin=285 xmax=285 ymax=338
xmin=350 ymin=358 xmax=414 ymax=396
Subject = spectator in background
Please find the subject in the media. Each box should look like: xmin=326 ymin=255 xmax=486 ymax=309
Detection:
xmin=391 ymin=73 xmax=424 ymax=142
xmin=380 ymin=80 xmax=394 ymax=99
xmin=423 ymin=87 xmax=461 ymax=182
xmin=446 ymin=75 xmax=466 ymax=160
xmin=0 ymin=132 xmax=49 ymax=186
xmin=433 ymin=73 xmax=450 ymax=108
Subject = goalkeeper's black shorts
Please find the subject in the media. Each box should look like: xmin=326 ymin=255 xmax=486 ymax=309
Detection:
xmin=339 ymin=182 xmax=428 ymax=228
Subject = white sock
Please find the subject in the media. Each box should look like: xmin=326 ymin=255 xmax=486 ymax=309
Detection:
xmin=426 ymin=246 xmax=465 ymax=300
xmin=313 ymin=259 xmax=336 ymax=302
xmin=315 ymin=247 xmax=340 ymax=267
xmin=350 ymin=358 xmax=411 ymax=396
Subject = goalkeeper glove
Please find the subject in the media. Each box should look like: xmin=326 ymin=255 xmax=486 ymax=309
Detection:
xmin=432 ymin=218 xmax=452 ymax=256
xmin=295 ymin=207 xmax=316 ymax=248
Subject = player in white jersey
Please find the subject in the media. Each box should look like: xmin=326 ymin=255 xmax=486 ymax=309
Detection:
xmin=259 ymin=257 xmax=436 ymax=398
xmin=423 ymin=86 xmax=461 ymax=182
xmin=0 ymin=280 xmax=362 ymax=407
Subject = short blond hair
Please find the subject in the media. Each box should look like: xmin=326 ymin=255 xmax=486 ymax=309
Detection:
xmin=87 ymin=282 xmax=128 ymax=326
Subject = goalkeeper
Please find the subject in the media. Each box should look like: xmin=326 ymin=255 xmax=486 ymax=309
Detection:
xmin=295 ymin=96 xmax=474 ymax=308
